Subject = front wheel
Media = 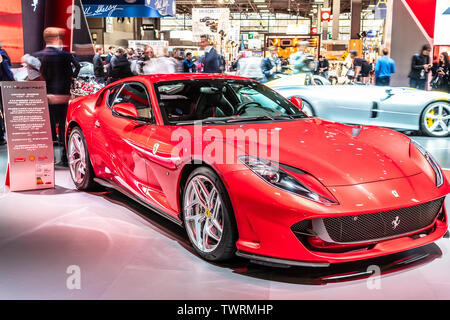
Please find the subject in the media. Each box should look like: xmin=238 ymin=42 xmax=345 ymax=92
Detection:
xmin=420 ymin=102 xmax=450 ymax=137
xmin=182 ymin=167 xmax=237 ymax=261
xmin=67 ymin=127 xmax=96 ymax=190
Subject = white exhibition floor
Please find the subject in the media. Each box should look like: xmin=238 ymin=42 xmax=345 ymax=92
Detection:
xmin=0 ymin=136 xmax=449 ymax=300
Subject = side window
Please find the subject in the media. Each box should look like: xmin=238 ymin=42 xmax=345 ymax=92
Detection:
xmin=112 ymin=83 xmax=153 ymax=121
xmin=107 ymin=85 xmax=122 ymax=107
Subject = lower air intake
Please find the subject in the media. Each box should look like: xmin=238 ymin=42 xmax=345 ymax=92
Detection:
xmin=320 ymin=198 xmax=445 ymax=244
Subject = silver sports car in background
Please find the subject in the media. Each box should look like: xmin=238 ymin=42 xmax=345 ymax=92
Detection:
xmin=270 ymin=84 xmax=450 ymax=137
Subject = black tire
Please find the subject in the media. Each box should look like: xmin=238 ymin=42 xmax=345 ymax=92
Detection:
xmin=67 ymin=127 xmax=96 ymax=190
xmin=182 ymin=167 xmax=238 ymax=261
xmin=314 ymin=78 xmax=324 ymax=85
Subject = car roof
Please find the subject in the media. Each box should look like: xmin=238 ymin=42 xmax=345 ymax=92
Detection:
xmin=142 ymin=74 xmax=250 ymax=83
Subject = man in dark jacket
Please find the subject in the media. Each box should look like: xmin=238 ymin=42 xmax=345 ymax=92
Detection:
xmin=199 ymin=35 xmax=223 ymax=74
xmin=0 ymin=43 xmax=15 ymax=81
xmin=317 ymin=55 xmax=330 ymax=79
xmin=0 ymin=42 xmax=15 ymax=144
xmin=108 ymin=47 xmax=133 ymax=84
xmin=34 ymin=27 xmax=80 ymax=164
xmin=93 ymin=45 xmax=105 ymax=83
xmin=408 ymin=44 xmax=432 ymax=90
xmin=261 ymin=47 xmax=280 ymax=83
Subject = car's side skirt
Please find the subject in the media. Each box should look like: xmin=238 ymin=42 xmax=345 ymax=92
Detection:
xmin=94 ymin=178 xmax=183 ymax=227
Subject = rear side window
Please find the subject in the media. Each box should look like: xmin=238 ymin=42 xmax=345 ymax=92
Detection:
xmin=107 ymin=85 xmax=122 ymax=107
xmin=95 ymin=90 xmax=106 ymax=107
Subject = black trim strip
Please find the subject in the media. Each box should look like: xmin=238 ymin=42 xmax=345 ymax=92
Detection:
xmin=235 ymin=250 xmax=330 ymax=268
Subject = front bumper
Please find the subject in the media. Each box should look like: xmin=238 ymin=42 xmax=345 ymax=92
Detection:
xmin=223 ymin=169 xmax=449 ymax=265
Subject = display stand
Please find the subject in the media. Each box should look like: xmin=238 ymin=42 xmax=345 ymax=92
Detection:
xmin=1 ymin=81 xmax=54 ymax=192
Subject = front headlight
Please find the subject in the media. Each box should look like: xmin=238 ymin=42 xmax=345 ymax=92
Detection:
xmin=238 ymin=155 xmax=338 ymax=205
xmin=411 ymin=140 xmax=444 ymax=187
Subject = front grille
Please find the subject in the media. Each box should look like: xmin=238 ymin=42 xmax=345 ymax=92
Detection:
xmin=321 ymin=198 xmax=445 ymax=244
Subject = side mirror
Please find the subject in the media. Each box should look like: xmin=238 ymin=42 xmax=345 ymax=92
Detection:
xmin=112 ymin=102 xmax=139 ymax=118
xmin=290 ymin=96 xmax=303 ymax=110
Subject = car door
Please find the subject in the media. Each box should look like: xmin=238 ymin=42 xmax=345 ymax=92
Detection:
xmin=93 ymin=81 xmax=156 ymax=195
xmin=326 ymin=86 xmax=383 ymax=125
xmin=90 ymin=84 xmax=122 ymax=178
xmin=370 ymin=87 xmax=422 ymax=131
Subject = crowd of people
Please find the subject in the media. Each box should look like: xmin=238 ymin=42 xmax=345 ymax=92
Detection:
xmin=93 ymin=34 xmax=226 ymax=85
xmin=89 ymin=40 xmax=449 ymax=94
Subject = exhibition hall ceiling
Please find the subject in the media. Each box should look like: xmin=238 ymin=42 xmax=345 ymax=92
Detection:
xmin=176 ymin=0 xmax=376 ymax=16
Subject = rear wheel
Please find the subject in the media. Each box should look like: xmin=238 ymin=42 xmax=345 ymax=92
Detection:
xmin=182 ymin=167 xmax=237 ymax=261
xmin=420 ymin=102 xmax=450 ymax=137
xmin=313 ymin=77 xmax=325 ymax=85
xmin=68 ymin=127 xmax=96 ymax=190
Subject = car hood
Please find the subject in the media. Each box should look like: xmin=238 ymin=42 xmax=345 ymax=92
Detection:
xmin=218 ymin=118 xmax=420 ymax=187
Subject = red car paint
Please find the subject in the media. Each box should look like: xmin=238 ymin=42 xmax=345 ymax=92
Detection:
xmin=66 ymin=74 xmax=450 ymax=265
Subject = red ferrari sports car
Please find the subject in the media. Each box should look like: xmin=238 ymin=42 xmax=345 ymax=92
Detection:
xmin=66 ymin=74 xmax=449 ymax=267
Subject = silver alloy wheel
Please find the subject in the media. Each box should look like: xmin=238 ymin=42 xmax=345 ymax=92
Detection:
xmin=184 ymin=175 xmax=224 ymax=253
xmin=68 ymin=132 xmax=87 ymax=184
xmin=423 ymin=102 xmax=450 ymax=136
xmin=301 ymin=101 xmax=314 ymax=117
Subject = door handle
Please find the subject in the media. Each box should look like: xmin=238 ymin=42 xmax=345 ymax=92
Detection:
xmin=95 ymin=120 xmax=101 ymax=128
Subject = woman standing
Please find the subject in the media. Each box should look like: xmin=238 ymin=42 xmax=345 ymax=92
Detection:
xmin=431 ymin=52 xmax=450 ymax=92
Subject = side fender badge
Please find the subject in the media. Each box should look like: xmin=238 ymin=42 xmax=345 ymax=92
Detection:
xmin=153 ymin=143 xmax=160 ymax=154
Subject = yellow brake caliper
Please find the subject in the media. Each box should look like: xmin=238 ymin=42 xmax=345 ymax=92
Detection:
xmin=427 ymin=109 xmax=435 ymax=128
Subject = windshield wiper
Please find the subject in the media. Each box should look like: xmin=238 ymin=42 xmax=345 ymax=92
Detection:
xmin=272 ymin=114 xmax=306 ymax=120
xmin=172 ymin=114 xmax=305 ymax=126
xmin=224 ymin=114 xmax=306 ymax=123
xmin=224 ymin=115 xmax=275 ymax=123
xmin=201 ymin=119 xmax=228 ymax=124
xmin=170 ymin=119 xmax=229 ymax=125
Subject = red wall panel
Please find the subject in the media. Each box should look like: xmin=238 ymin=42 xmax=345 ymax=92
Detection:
xmin=404 ymin=0 xmax=437 ymax=39
xmin=0 ymin=0 xmax=24 ymax=63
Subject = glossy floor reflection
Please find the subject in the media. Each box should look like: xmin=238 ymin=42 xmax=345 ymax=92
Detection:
xmin=0 ymin=137 xmax=449 ymax=299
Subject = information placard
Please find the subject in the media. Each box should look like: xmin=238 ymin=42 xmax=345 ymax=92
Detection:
xmin=192 ymin=8 xmax=230 ymax=42
xmin=1 ymin=81 xmax=54 ymax=191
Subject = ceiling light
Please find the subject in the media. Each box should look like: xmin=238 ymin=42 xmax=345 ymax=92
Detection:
xmin=253 ymin=0 xmax=265 ymax=2
xmin=260 ymin=9 xmax=269 ymax=12
xmin=257 ymin=5 xmax=267 ymax=7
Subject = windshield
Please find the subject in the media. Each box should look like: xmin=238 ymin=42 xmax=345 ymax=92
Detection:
xmin=154 ymin=79 xmax=307 ymax=125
